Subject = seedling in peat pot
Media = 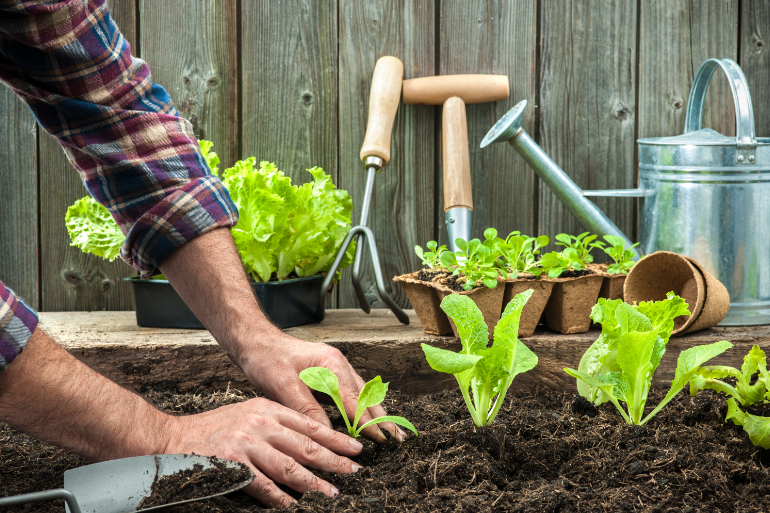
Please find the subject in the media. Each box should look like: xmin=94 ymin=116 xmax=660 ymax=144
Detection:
xmin=565 ymin=293 xmax=732 ymax=425
xmin=415 ymin=240 xmax=448 ymax=269
xmin=440 ymin=238 xmax=505 ymax=290
xmin=602 ymin=235 xmax=639 ymax=274
xmin=497 ymin=232 xmax=549 ymax=278
xmin=298 ymin=367 xmax=417 ymax=439
xmin=554 ymin=232 xmax=604 ymax=265
xmin=539 ymin=248 xmax=586 ymax=278
xmin=421 ymin=290 xmax=538 ymax=427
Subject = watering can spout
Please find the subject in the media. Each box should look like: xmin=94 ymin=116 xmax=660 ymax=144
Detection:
xmin=481 ymin=99 xmax=642 ymax=260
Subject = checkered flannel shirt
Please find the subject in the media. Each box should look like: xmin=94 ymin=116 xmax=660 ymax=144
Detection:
xmin=0 ymin=0 xmax=239 ymax=369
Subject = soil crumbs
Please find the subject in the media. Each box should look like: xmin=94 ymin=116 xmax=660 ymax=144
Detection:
xmin=2 ymin=386 xmax=770 ymax=512
xmin=136 ymin=458 xmax=252 ymax=509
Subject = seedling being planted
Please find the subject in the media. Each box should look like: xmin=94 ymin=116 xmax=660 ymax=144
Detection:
xmin=566 ymin=293 xmax=732 ymax=425
xmin=601 ymin=235 xmax=639 ymax=274
xmin=421 ymin=290 xmax=538 ymax=427
xmin=298 ymin=367 xmax=417 ymax=439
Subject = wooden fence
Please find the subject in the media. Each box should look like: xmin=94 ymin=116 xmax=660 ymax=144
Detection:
xmin=1 ymin=0 xmax=768 ymax=312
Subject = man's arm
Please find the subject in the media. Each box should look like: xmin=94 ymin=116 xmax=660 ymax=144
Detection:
xmin=0 ymin=328 xmax=362 ymax=507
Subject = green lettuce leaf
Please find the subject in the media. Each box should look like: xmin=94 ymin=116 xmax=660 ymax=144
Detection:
xmin=726 ymin=398 xmax=770 ymax=449
xmin=199 ymin=139 xmax=220 ymax=176
xmin=65 ymin=196 xmax=126 ymax=261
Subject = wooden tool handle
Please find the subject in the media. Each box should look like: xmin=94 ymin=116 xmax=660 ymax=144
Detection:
xmin=403 ymin=75 xmax=509 ymax=105
xmin=442 ymin=97 xmax=473 ymax=212
xmin=360 ymin=56 xmax=404 ymax=165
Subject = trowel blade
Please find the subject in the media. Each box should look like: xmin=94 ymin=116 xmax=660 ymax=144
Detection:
xmin=63 ymin=454 xmax=253 ymax=513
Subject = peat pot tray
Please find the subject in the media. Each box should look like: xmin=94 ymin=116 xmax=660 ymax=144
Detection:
xmin=39 ymin=310 xmax=770 ymax=395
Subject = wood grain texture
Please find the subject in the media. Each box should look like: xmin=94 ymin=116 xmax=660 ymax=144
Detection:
xmin=538 ymin=0 xmax=637 ymax=256
xmin=740 ymin=0 xmax=770 ymax=138
xmin=139 ymin=0 xmax=238 ymax=170
xmin=38 ymin=0 xmax=138 ymax=312
xmin=40 ymin=309 xmax=769 ymax=394
xmin=0 ymin=88 xmax=38 ymax=307
xmin=438 ymin=1 xmax=536 ymax=246
xmin=638 ymin=1 xmax=738 ymax=142
xmin=241 ymin=0 xmax=338 ymax=184
xmin=337 ymin=1 xmax=435 ymax=309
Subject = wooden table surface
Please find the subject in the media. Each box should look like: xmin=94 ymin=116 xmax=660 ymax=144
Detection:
xmin=40 ymin=310 xmax=770 ymax=395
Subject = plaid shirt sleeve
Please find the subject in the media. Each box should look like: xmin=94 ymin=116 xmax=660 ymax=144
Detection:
xmin=0 ymin=281 xmax=38 ymax=370
xmin=0 ymin=0 xmax=239 ymax=278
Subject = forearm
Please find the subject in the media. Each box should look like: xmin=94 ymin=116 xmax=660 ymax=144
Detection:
xmin=0 ymin=328 xmax=173 ymax=462
xmin=158 ymin=227 xmax=280 ymax=367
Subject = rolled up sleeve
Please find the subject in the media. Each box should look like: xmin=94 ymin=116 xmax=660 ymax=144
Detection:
xmin=0 ymin=0 xmax=238 ymax=277
xmin=0 ymin=281 xmax=38 ymax=371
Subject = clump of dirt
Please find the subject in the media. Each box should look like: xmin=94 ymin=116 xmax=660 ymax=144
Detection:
xmin=416 ymin=268 xmax=448 ymax=282
xmin=3 ymin=385 xmax=770 ymax=512
xmin=443 ymin=273 xmax=474 ymax=292
xmin=137 ymin=458 xmax=252 ymax=510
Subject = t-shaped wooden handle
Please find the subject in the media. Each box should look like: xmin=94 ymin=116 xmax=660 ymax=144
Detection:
xmin=403 ymin=75 xmax=509 ymax=105
xmin=442 ymin=96 xmax=472 ymax=212
xmin=360 ymin=56 xmax=404 ymax=165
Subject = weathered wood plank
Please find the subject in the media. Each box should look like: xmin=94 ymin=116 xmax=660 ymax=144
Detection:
xmin=337 ymin=1 xmax=436 ymax=309
xmin=40 ymin=309 xmax=768 ymax=395
xmin=38 ymin=0 xmax=138 ymax=312
xmin=638 ymin=1 xmax=738 ymax=142
xmin=0 ymin=88 xmax=38 ymax=307
xmin=740 ymin=0 xmax=770 ymax=138
xmin=538 ymin=0 xmax=637 ymax=253
xmin=437 ymin=0 xmax=537 ymax=244
xmin=139 ymin=0 xmax=238 ymax=170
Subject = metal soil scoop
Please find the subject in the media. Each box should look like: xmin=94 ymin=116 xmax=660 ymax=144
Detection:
xmin=482 ymin=58 xmax=770 ymax=327
xmin=0 ymin=454 xmax=253 ymax=513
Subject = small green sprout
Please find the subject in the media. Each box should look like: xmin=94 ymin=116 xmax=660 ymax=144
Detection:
xmin=414 ymin=240 xmax=448 ymax=269
xmin=601 ymin=235 xmax=639 ymax=274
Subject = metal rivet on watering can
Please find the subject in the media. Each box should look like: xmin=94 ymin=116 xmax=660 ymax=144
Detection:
xmin=737 ymin=155 xmax=745 ymax=163
xmin=749 ymin=155 xmax=756 ymax=163
xmin=448 ymin=217 xmax=455 ymax=223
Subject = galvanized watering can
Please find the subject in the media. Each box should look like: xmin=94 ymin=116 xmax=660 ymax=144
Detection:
xmin=482 ymin=58 xmax=769 ymax=326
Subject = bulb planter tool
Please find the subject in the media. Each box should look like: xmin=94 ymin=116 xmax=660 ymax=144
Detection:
xmin=318 ymin=56 xmax=409 ymax=325
xmin=0 ymin=455 xmax=253 ymax=513
xmin=483 ymin=58 xmax=770 ymax=327
xmin=403 ymin=74 xmax=509 ymax=252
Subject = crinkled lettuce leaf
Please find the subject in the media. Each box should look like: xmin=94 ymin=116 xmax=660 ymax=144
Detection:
xmin=223 ymin=159 xmax=355 ymax=282
xmin=199 ymin=139 xmax=220 ymax=176
xmin=65 ymin=196 xmax=126 ymax=261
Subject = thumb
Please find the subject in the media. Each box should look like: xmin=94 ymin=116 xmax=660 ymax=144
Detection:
xmin=285 ymin=385 xmax=333 ymax=428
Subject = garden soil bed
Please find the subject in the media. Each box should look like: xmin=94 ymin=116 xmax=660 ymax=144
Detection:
xmin=2 ymin=385 xmax=770 ymax=512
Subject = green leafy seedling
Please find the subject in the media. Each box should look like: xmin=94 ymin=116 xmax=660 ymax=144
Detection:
xmin=554 ymin=232 xmax=604 ymax=266
xmin=689 ymin=344 xmax=770 ymax=406
xmin=298 ymin=367 xmax=417 ymax=439
xmin=602 ymin=235 xmax=639 ymax=275
xmin=539 ymin=248 xmax=585 ymax=278
xmin=440 ymin=238 xmax=503 ymax=290
xmin=496 ymin=232 xmax=549 ymax=278
xmin=421 ymin=290 xmax=538 ymax=427
xmin=724 ymin=398 xmax=770 ymax=449
xmin=566 ymin=293 xmax=732 ymax=425
xmin=415 ymin=240 xmax=448 ymax=269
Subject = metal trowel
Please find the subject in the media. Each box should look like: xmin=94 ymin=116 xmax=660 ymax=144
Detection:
xmin=0 ymin=454 xmax=254 ymax=513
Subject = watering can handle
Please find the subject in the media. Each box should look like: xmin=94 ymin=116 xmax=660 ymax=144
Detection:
xmin=684 ymin=58 xmax=757 ymax=152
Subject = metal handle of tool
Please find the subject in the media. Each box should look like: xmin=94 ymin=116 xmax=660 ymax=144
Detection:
xmin=442 ymin=96 xmax=473 ymax=252
xmin=684 ymin=58 xmax=756 ymax=164
xmin=0 ymin=489 xmax=82 ymax=513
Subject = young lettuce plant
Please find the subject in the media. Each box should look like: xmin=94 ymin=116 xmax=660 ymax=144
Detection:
xmin=565 ymin=294 xmax=732 ymax=425
xmin=496 ymin=232 xmax=549 ymax=278
xmin=539 ymin=248 xmax=586 ymax=278
xmin=440 ymin=238 xmax=504 ymax=290
xmin=298 ymin=367 xmax=417 ymax=439
xmin=414 ymin=240 xmax=448 ymax=269
xmin=602 ymin=235 xmax=639 ymax=274
xmin=554 ymin=232 xmax=604 ymax=265
xmin=421 ymin=290 xmax=538 ymax=427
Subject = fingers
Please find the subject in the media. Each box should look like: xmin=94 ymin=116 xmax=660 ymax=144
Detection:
xmin=263 ymin=420 xmax=359 ymax=474
xmin=367 ymin=403 xmax=407 ymax=442
xmin=244 ymin=465 xmax=296 ymax=508
xmin=282 ymin=384 xmax=333 ymax=429
xmin=249 ymin=442 xmax=341 ymax=499
xmin=259 ymin=400 xmax=363 ymax=457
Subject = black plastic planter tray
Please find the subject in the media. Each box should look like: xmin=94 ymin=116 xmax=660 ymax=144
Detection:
xmin=124 ymin=275 xmax=326 ymax=329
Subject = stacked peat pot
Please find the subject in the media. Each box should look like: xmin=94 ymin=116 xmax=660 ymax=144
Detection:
xmin=394 ymin=231 xmax=639 ymax=337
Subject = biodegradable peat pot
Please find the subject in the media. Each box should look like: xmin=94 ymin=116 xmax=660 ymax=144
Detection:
xmin=502 ymin=278 xmax=555 ymax=337
xmin=434 ymin=277 xmax=506 ymax=339
xmin=589 ymin=263 xmax=627 ymax=301
xmin=542 ymin=273 xmax=605 ymax=334
xmin=393 ymin=271 xmax=452 ymax=336
xmin=681 ymin=257 xmax=731 ymax=333
xmin=623 ymin=251 xmax=708 ymax=335
xmin=125 ymin=275 xmax=325 ymax=330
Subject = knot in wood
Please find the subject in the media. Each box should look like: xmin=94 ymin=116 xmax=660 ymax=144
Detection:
xmin=204 ymin=74 xmax=220 ymax=90
xmin=372 ymin=18 xmax=378 ymax=26
xmin=301 ymin=91 xmax=314 ymax=105
xmin=100 ymin=279 xmax=113 ymax=293
xmin=61 ymin=269 xmax=87 ymax=288
xmin=671 ymin=99 xmax=684 ymax=110
xmin=755 ymin=36 xmax=765 ymax=53
xmin=613 ymin=100 xmax=630 ymax=120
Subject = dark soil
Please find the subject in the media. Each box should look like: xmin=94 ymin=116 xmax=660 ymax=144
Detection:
xmin=444 ymin=273 xmax=474 ymax=292
xmin=417 ymin=268 xmax=448 ymax=283
xmin=3 ymin=385 xmax=770 ymax=512
xmin=554 ymin=269 xmax=594 ymax=279
xmin=136 ymin=458 xmax=252 ymax=510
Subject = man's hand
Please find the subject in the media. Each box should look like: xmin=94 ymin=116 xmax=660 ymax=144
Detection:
xmin=164 ymin=397 xmax=363 ymax=507
xmin=159 ymin=228 xmax=406 ymax=442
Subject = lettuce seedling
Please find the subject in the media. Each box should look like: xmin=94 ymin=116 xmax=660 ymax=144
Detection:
xmin=554 ymin=232 xmax=603 ymax=265
xmin=421 ymin=290 xmax=538 ymax=427
xmin=415 ymin=240 xmax=448 ymax=269
xmin=724 ymin=398 xmax=770 ymax=449
xmin=566 ymin=294 xmax=732 ymax=425
xmin=539 ymin=248 xmax=586 ymax=278
xmin=299 ymin=367 xmax=417 ymax=439
xmin=602 ymin=235 xmax=639 ymax=274
xmin=496 ymin=232 xmax=549 ymax=278
xmin=440 ymin=238 xmax=504 ymax=290
xmin=689 ymin=345 xmax=770 ymax=406
xmin=198 ymin=139 xmax=220 ymax=176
